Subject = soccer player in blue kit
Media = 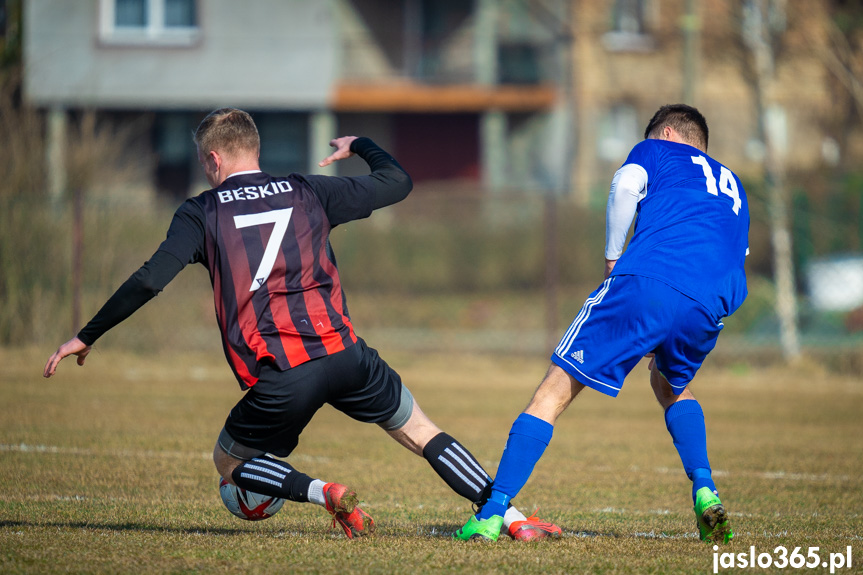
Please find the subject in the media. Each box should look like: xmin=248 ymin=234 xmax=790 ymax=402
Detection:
xmin=455 ymin=104 xmax=748 ymax=544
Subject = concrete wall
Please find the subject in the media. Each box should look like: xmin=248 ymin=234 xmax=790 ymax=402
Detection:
xmin=24 ymin=0 xmax=336 ymax=109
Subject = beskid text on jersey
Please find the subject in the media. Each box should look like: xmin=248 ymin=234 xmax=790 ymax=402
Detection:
xmin=218 ymin=180 xmax=294 ymax=203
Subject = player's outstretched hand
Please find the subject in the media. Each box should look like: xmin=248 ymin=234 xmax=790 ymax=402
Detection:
xmin=43 ymin=337 xmax=92 ymax=378
xmin=318 ymin=136 xmax=358 ymax=167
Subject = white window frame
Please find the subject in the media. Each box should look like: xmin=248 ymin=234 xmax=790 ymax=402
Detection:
xmin=598 ymin=104 xmax=639 ymax=162
xmin=98 ymin=0 xmax=200 ymax=47
xmin=602 ymin=0 xmax=655 ymax=53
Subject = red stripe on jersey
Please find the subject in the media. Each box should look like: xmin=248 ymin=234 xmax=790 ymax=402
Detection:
xmin=226 ymin=339 xmax=258 ymax=387
xmin=264 ymin=245 xmax=312 ymax=365
xmin=317 ymin=240 xmax=357 ymax=345
xmin=226 ymin=233 xmax=276 ymax=365
xmin=303 ymin=283 xmax=346 ymax=355
xmin=292 ymin=207 xmax=348 ymax=355
xmin=199 ymin=174 xmax=363 ymax=388
xmin=211 ymin=255 xmax=259 ymax=387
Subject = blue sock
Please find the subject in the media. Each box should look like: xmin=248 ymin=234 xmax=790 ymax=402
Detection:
xmin=690 ymin=468 xmax=715 ymax=501
xmin=477 ymin=413 xmax=553 ymax=520
xmin=664 ymin=399 xmax=716 ymax=503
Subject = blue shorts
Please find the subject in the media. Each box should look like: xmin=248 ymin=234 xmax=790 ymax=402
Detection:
xmin=551 ymin=275 xmax=723 ymax=397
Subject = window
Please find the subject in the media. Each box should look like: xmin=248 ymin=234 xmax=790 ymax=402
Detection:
xmin=602 ymin=0 xmax=655 ymax=52
xmin=255 ymin=113 xmax=309 ymax=177
xmin=613 ymin=0 xmax=647 ymax=35
xmin=412 ymin=0 xmax=473 ymax=82
xmin=597 ymin=104 xmax=639 ymax=162
xmin=498 ymin=43 xmax=543 ymax=85
xmin=0 ymin=0 xmax=7 ymax=40
xmin=99 ymin=0 xmax=199 ymax=46
xmin=154 ymin=112 xmax=197 ymax=198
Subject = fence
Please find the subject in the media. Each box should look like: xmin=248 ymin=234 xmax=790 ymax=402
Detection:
xmin=4 ymin=181 xmax=861 ymax=374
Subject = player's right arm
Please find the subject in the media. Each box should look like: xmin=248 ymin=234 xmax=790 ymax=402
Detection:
xmin=43 ymin=201 xmax=205 ymax=377
xmin=41 ymin=250 xmax=185 ymax=378
xmin=604 ymin=163 xmax=648 ymax=278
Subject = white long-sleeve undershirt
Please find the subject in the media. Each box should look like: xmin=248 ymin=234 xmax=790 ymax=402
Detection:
xmin=605 ymin=163 xmax=648 ymax=260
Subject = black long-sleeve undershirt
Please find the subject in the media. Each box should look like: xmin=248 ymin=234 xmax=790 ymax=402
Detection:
xmin=77 ymin=137 xmax=410 ymax=346
xmin=305 ymin=136 xmax=412 ymax=216
xmin=77 ymin=250 xmax=185 ymax=345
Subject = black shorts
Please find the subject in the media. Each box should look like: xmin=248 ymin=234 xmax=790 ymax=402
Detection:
xmin=221 ymin=338 xmax=403 ymax=458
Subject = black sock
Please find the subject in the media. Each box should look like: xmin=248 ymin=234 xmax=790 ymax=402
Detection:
xmin=423 ymin=432 xmax=492 ymax=504
xmin=231 ymin=456 xmax=314 ymax=503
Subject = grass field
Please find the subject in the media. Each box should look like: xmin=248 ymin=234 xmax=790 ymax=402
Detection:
xmin=1 ymin=346 xmax=861 ymax=574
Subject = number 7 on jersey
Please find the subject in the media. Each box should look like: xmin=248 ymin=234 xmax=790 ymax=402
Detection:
xmin=233 ymin=208 xmax=294 ymax=291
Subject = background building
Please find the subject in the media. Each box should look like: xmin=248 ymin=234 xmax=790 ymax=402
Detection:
xmin=7 ymin=0 xmax=863 ymax=365
xmin=24 ymin=0 xmax=569 ymax=198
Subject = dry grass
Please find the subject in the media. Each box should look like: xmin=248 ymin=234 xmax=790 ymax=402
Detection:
xmin=1 ymin=347 xmax=861 ymax=574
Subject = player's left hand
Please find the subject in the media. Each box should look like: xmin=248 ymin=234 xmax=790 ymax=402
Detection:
xmin=43 ymin=337 xmax=92 ymax=378
xmin=318 ymin=136 xmax=358 ymax=167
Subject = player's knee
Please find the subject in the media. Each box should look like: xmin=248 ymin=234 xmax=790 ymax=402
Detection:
xmin=213 ymin=448 xmax=245 ymax=484
xmin=213 ymin=432 xmax=253 ymax=482
xmin=382 ymin=389 xmax=442 ymax=455
xmin=530 ymin=366 xmax=580 ymax=414
xmin=213 ymin=443 xmax=232 ymax=479
xmin=401 ymin=412 xmax=443 ymax=453
xmin=377 ymin=384 xmax=415 ymax=432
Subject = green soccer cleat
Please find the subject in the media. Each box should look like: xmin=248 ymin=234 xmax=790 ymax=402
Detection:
xmin=694 ymin=486 xmax=733 ymax=544
xmin=453 ymin=515 xmax=505 ymax=541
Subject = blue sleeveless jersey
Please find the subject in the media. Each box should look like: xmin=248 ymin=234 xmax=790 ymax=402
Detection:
xmin=609 ymin=139 xmax=749 ymax=319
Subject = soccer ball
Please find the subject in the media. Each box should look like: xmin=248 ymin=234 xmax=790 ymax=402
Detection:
xmin=219 ymin=477 xmax=285 ymax=521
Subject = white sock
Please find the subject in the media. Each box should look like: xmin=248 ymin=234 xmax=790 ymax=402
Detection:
xmin=307 ymin=479 xmax=327 ymax=507
xmin=503 ymin=505 xmax=527 ymax=528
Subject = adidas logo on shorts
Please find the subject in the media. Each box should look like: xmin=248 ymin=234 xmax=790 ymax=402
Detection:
xmin=571 ymin=350 xmax=584 ymax=364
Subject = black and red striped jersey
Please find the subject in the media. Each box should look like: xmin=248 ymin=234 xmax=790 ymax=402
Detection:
xmin=77 ymin=138 xmax=412 ymax=390
xmin=195 ymin=171 xmax=359 ymax=387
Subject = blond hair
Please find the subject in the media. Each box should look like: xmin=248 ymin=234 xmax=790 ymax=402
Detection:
xmin=194 ymin=108 xmax=260 ymax=158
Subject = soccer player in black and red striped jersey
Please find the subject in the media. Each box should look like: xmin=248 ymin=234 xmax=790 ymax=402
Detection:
xmin=43 ymin=108 xmax=559 ymax=540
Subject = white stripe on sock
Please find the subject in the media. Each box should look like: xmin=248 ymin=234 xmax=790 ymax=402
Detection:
xmin=245 ymin=464 xmax=287 ymax=480
xmin=447 ymin=442 xmax=492 ymax=482
xmin=239 ymin=472 xmax=282 ymax=488
xmin=443 ymin=447 xmax=488 ymax=486
xmin=437 ymin=454 xmax=481 ymax=493
xmin=252 ymin=458 xmax=292 ymax=474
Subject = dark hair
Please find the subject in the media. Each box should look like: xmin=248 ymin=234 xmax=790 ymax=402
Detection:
xmin=194 ymin=108 xmax=260 ymax=157
xmin=644 ymin=104 xmax=709 ymax=151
